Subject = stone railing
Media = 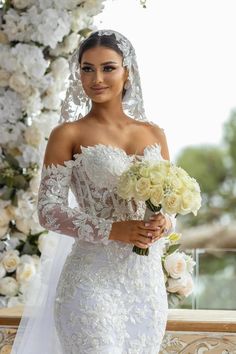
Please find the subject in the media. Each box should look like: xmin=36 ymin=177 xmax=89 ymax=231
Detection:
xmin=0 ymin=307 xmax=235 ymax=353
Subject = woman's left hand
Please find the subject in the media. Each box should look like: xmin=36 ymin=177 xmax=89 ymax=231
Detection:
xmin=147 ymin=212 xmax=171 ymax=242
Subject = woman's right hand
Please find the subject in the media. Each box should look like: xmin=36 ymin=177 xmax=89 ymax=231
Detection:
xmin=109 ymin=220 xmax=160 ymax=249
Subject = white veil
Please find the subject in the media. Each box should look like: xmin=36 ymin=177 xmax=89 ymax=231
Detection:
xmin=11 ymin=29 xmax=156 ymax=353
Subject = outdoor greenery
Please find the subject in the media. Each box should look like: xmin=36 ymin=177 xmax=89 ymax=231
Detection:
xmin=175 ymin=109 xmax=236 ymax=228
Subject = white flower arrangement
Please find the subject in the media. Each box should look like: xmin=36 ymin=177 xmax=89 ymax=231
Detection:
xmin=0 ymin=0 xmax=106 ymax=307
xmin=162 ymin=232 xmax=195 ymax=306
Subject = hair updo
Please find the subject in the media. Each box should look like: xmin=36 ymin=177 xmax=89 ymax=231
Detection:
xmin=78 ymin=31 xmax=127 ymax=98
xmin=78 ymin=31 xmax=123 ymax=64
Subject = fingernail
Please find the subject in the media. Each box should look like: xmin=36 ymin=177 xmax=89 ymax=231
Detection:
xmin=147 ymin=232 xmax=152 ymax=236
xmin=149 ymin=216 xmax=155 ymax=220
xmin=145 ymin=223 xmax=150 ymax=226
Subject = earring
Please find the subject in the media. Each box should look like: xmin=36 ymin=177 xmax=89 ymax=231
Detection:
xmin=124 ymin=80 xmax=130 ymax=90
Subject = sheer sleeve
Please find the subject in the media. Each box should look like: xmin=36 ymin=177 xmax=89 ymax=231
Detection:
xmin=37 ymin=162 xmax=114 ymax=245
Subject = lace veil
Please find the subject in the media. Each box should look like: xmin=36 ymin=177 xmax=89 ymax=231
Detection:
xmin=11 ymin=29 xmax=158 ymax=353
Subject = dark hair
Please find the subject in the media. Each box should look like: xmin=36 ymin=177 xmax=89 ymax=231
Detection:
xmin=78 ymin=31 xmax=123 ymax=64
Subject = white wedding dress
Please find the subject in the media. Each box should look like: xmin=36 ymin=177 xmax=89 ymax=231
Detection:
xmin=37 ymin=142 xmax=170 ymax=354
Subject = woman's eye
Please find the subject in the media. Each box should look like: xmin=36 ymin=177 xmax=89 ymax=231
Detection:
xmin=81 ymin=66 xmax=93 ymax=72
xmin=103 ymin=66 xmax=116 ymax=72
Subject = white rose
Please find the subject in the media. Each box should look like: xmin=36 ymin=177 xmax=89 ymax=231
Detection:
xmin=63 ymin=32 xmax=80 ymax=54
xmin=134 ymin=177 xmax=151 ymax=200
xmin=9 ymin=72 xmax=30 ymax=94
xmin=38 ymin=234 xmax=57 ymax=256
xmin=0 ymin=225 xmax=9 ymax=239
xmin=29 ymin=175 xmax=41 ymax=194
xmin=178 ymin=273 xmax=194 ymax=297
xmin=184 ymin=254 xmax=196 ymax=273
xmin=180 ymin=190 xmax=201 ymax=216
xmin=0 ymin=69 xmax=10 ymax=87
xmin=0 ymin=31 xmax=9 ymax=44
xmin=149 ymin=185 xmax=164 ymax=207
xmin=24 ymin=123 xmax=43 ymax=147
xmin=0 ymin=207 xmax=12 ymax=228
xmin=117 ymin=173 xmax=135 ymax=199
xmin=2 ymin=250 xmax=21 ymax=273
xmin=42 ymin=87 xmax=61 ymax=110
xmin=12 ymin=0 xmax=33 ymax=9
xmin=15 ymin=218 xmax=30 ymax=234
xmin=0 ymin=263 xmax=6 ymax=279
xmin=164 ymin=252 xmax=187 ymax=279
xmin=162 ymin=192 xmax=181 ymax=214
xmin=0 ymin=277 xmax=19 ymax=296
xmin=16 ymin=263 xmax=36 ymax=283
xmin=20 ymin=254 xmax=35 ymax=265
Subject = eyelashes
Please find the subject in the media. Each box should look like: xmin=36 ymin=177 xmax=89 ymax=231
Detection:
xmin=81 ymin=66 xmax=116 ymax=73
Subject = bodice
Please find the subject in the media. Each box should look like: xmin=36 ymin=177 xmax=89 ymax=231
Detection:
xmin=69 ymin=143 xmax=163 ymax=222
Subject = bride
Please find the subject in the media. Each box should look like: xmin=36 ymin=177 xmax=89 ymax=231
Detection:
xmin=11 ymin=29 xmax=176 ymax=354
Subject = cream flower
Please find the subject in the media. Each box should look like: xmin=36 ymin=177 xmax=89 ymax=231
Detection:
xmin=16 ymin=263 xmax=36 ymax=283
xmin=2 ymin=250 xmax=20 ymax=273
xmin=0 ymin=277 xmax=19 ymax=296
xmin=162 ymin=192 xmax=181 ymax=215
xmin=134 ymin=177 xmax=151 ymax=200
xmin=0 ymin=69 xmax=10 ymax=87
xmin=0 ymin=263 xmax=6 ymax=279
xmin=167 ymin=273 xmax=193 ymax=297
xmin=117 ymin=173 xmax=135 ymax=199
xmin=149 ymin=185 xmax=164 ymax=207
xmin=164 ymin=252 xmax=187 ymax=279
xmin=24 ymin=123 xmax=43 ymax=147
xmin=9 ymin=72 xmax=30 ymax=94
xmin=12 ymin=0 xmax=33 ymax=9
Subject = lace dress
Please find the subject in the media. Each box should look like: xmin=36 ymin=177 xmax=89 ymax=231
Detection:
xmin=37 ymin=143 xmax=172 ymax=354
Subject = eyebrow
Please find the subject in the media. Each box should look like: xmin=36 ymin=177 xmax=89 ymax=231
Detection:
xmin=81 ymin=61 xmax=118 ymax=66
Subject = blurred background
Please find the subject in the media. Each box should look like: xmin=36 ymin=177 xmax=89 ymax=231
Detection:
xmin=95 ymin=0 xmax=236 ymax=310
xmin=0 ymin=0 xmax=235 ymax=311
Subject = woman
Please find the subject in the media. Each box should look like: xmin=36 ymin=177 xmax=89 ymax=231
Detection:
xmin=12 ymin=29 xmax=175 ymax=354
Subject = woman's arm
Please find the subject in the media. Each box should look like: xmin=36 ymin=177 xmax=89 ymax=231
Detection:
xmin=37 ymin=124 xmax=113 ymax=245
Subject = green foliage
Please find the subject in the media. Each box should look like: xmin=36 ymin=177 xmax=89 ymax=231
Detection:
xmin=176 ymin=145 xmax=227 ymax=196
xmin=175 ymin=145 xmax=231 ymax=227
xmin=223 ymin=109 xmax=236 ymax=176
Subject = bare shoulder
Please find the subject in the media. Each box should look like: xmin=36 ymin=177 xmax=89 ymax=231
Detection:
xmin=43 ymin=122 xmax=82 ymax=166
xmin=146 ymin=121 xmax=170 ymax=161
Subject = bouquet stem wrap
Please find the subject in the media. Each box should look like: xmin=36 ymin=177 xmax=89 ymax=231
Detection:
xmin=132 ymin=201 xmax=161 ymax=256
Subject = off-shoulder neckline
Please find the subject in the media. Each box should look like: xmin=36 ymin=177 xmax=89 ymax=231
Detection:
xmin=42 ymin=142 xmax=161 ymax=170
xmin=73 ymin=142 xmax=161 ymax=159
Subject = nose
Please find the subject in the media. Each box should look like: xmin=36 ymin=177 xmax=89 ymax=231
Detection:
xmin=92 ymin=69 xmax=103 ymax=84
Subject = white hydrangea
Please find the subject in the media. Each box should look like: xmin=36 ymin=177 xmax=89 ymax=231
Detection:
xmin=18 ymin=144 xmax=41 ymax=166
xmin=0 ymin=89 xmax=22 ymax=124
xmin=71 ymin=8 xmax=94 ymax=32
xmin=0 ymin=44 xmax=48 ymax=80
xmin=0 ymin=122 xmax=25 ymax=145
xmin=0 ymin=69 xmax=11 ymax=87
xmin=38 ymin=0 xmax=84 ymax=10
xmin=12 ymin=0 xmax=34 ymax=9
xmin=3 ymin=6 xmax=71 ymax=49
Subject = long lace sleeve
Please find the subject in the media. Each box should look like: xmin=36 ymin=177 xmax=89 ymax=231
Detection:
xmin=37 ymin=162 xmax=114 ymax=245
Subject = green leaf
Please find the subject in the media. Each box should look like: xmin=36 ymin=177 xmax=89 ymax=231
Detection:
xmin=0 ymin=188 xmax=14 ymax=201
xmin=13 ymin=175 xmax=28 ymax=189
xmin=166 ymin=244 xmax=181 ymax=255
xmin=4 ymin=154 xmax=20 ymax=169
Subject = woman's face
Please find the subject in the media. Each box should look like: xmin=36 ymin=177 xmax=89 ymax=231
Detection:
xmin=79 ymin=46 xmax=128 ymax=103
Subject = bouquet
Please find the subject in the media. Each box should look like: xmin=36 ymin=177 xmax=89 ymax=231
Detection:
xmin=162 ymin=232 xmax=195 ymax=306
xmin=117 ymin=159 xmax=201 ymax=256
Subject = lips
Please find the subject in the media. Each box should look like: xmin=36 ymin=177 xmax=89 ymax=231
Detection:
xmin=91 ymin=86 xmax=109 ymax=91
